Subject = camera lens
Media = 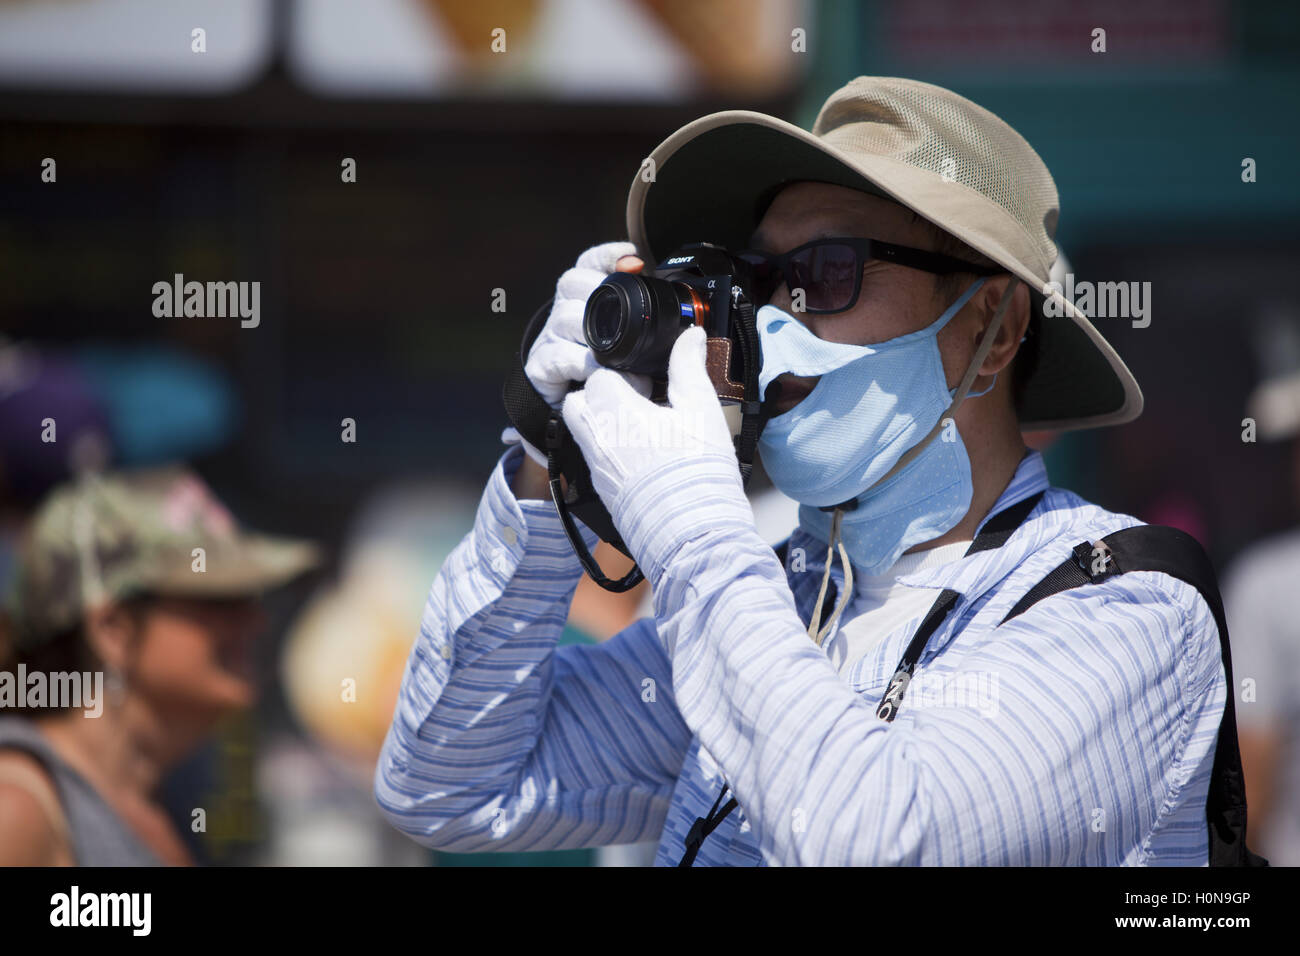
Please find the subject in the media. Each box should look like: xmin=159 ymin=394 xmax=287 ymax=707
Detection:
xmin=585 ymin=286 xmax=624 ymax=351
xmin=583 ymin=272 xmax=704 ymax=376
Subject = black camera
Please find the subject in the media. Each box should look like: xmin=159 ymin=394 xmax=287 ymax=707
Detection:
xmin=583 ymin=242 xmax=751 ymax=383
xmin=503 ymin=242 xmax=765 ymax=592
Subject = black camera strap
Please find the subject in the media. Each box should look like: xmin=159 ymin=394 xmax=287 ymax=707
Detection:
xmin=682 ymin=491 xmax=1268 ymax=867
xmin=501 ymin=297 xmax=643 ymax=590
xmin=543 ymin=413 xmax=644 ymax=592
xmin=729 ymin=296 xmax=764 ymax=486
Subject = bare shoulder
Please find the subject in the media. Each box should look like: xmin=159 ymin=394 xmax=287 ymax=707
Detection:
xmin=0 ymin=749 xmax=66 ymax=865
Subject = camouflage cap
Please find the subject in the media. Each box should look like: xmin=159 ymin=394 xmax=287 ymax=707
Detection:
xmin=6 ymin=466 xmax=321 ymax=649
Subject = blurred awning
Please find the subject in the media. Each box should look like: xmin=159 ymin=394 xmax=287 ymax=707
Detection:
xmin=0 ymin=0 xmax=273 ymax=95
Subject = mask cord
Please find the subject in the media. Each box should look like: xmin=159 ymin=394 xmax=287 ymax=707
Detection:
xmin=807 ymin=507 xmax=855 ymax=646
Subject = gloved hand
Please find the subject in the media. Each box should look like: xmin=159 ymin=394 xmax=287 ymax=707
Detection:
xmin=502 ymin=241 xmax=642 ymax=469
xmin=525 ymin=241 xmax=640 ymax=408
xmin=561 ymin=325 xmax=755 ymax=583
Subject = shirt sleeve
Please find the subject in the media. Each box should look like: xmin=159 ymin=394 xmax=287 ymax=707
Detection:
xmin=373 ymin=445 xmax=693 ymax=852
xmin=629 ymin=462 xmax=1225 ymax=864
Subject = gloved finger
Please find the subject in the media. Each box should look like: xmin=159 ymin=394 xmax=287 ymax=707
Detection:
xmin=556 ymin=242 xmax=639 ymax=301
xmin=543 ymin=297 xmax=589 ymax=343
xmin=559 ymin=262 xmax=638 ymax=301
xmin=560 ymin=387 xmax=592 ymax=447
xmin=666 ymin=326 xmax=716 ymax=411
xmin=574 ymin=241 xmax=638 ymax=275
xmin=556 ymin=266 xmax=613 ymax=303
xmin=625 ymin=372 xmax=653 ymax=400
xmin=582 ymin=365 xmax=654 ymax=412
xmin=525 ymin=339 xmax=598 ymax=388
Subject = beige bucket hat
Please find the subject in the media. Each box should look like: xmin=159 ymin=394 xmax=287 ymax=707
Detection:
xmin=626 ymin=76 xmax=1143 ymax=432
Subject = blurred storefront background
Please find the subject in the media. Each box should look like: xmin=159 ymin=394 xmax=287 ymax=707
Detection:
xmin=2 ymin=0 xmax=1298 ymax=865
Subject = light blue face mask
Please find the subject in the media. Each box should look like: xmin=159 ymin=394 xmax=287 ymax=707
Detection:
xmin=757 ymin=277 xmax=1016 ymax=628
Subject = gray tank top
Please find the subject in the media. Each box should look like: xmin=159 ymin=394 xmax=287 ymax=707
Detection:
xmin=0 ymin=717 xmax=162 ymax=866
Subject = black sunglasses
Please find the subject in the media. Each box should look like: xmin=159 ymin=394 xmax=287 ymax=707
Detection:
xmin=737 ymin=237 xmax=1002 ymax=315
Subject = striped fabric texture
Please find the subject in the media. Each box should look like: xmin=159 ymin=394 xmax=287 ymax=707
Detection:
xmin=375 ymin=446 xmax=1225 ymax=866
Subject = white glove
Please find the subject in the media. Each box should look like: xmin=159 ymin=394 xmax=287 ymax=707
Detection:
xmin=561 ymin=326 xmax=752 ymax=578
xmin=524 ymin=241 xmax=639 ymax=409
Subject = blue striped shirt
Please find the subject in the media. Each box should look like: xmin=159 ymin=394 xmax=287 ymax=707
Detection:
xmin=375 ymin=445 xmax=1225 ymax=865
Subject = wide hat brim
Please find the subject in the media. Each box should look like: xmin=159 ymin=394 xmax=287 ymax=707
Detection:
xmin=626 ymin=110 xmax=1143 ymax=433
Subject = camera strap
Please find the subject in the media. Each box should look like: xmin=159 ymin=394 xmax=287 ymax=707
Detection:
xmin=543 ymin=412 xmax=645 ymax=592
xmin=502 ymin=297 xmax=643 ymax=589
xmin=729 ymin=296 xmax=764 ymax=486
xmin=874 ymin=489 xmax=1045 ymax=722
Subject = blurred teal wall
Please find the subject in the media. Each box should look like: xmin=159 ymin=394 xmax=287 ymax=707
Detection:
xmin=804 ymin=0 xmax=1300 ymax=252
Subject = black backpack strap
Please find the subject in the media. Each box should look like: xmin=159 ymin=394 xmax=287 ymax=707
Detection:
xmin=1000 ymin=524 xmax=1269 ymax=867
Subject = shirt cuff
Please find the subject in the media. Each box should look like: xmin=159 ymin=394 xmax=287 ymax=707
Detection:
xmin=501 ymin=425 xmax=548 ymax=469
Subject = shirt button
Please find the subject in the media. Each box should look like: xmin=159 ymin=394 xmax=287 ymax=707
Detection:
xmin=440 ymin=644 xmax=452 ymax=660
xmin=503 ymin=526 xmax=517 ymax=546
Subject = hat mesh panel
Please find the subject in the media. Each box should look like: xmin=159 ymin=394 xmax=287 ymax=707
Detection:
xmin=814 ymin=78 xmax=1060 ymax=274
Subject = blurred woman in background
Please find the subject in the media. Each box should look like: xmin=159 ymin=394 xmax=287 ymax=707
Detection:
xmin=0 ymin=467 xmax=317 ymax=866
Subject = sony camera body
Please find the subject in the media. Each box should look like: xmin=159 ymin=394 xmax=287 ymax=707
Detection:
xmin=583 ymin=241 xmax=757 ymax=433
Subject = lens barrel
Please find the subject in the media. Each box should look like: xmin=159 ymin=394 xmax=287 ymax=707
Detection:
xmin=583 ymin=272 xmax=700 ymax=376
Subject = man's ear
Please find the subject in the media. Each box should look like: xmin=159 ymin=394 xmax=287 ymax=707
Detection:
xmin=82 ymin=601 xmax=143 ymax=673
xmin=973 ymin=275 xmax=1031 ymax=377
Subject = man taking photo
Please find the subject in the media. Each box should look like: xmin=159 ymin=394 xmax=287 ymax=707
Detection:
xmin=375 ymin=77 xmax=1261 ymax=867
